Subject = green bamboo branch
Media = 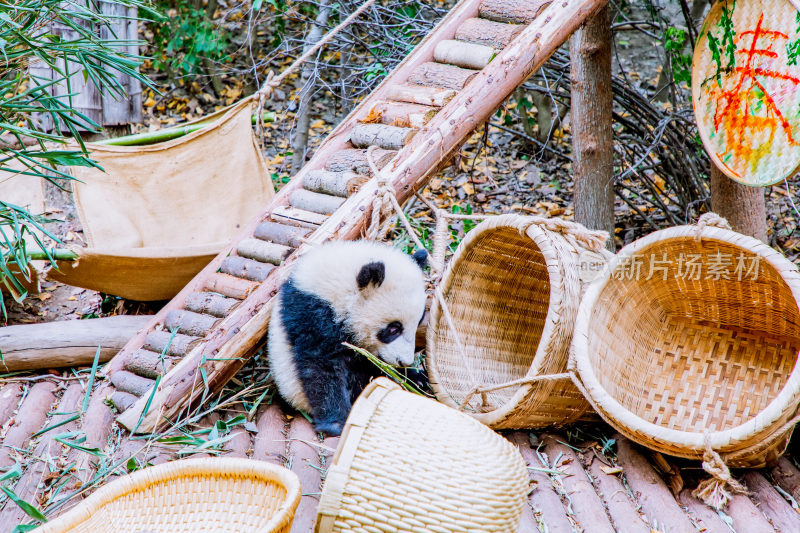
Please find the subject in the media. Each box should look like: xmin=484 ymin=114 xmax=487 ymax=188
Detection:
xmin=98 ymin=112 xmax=276 ymax=146
xmin=25 ymin=248 xmax=79 ymax=261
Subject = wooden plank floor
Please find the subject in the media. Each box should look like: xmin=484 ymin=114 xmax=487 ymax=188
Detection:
xmin=1 ymin=376 xmax=800 ymax=532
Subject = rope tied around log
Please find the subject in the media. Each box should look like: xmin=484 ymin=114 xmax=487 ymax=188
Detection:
xmin=691 ymin=434 xmax=748 ymax=510
xmin=694 ymin=212 xmax=732 ymax=241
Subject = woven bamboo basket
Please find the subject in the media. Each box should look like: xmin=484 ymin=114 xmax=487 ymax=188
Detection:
xmin=38 ymin=458 xmax=301 ymax=533
xmin=572 ymin=214 xmax=800 ymax=471
xmin=314 ymin=377 xmax=529 ymax=533
xmin=426 ymin=214 xmax=610 ymax=429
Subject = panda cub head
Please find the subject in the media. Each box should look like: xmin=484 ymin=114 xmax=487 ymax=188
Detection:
xmin=290 ymin=240 xmax=427 ymax=366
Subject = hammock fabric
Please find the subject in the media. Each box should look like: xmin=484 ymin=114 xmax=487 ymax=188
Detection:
xmin=48 ymin=98 xmax=275 ymax=301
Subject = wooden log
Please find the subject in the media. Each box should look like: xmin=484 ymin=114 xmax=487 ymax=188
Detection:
xmin=164 ymin=309 xmax=219 ymax=337
xmin=184 ymin=292 xmax=240 ymax=318
xmin=288 ymin=417 xmax=324 ymax=533
xmin=771 ymin=457 xmax=800 ymax=504
xmin=406 ymin=62 xmax=479 ymax=90
xmin=385 ymin=85 xmax=457 ymax=107
xmin=586 ymin=454 xmax=651 ymax=533
xmin=110 ymin=390 xmax=138 ymax=412
xmin=110 ymin=370 xmax=155 ymax=397
xmin=253 ymin=221 xmax=310 ymax=248
xmin=303 ymin=170 xmax=368 ymax=197
xmin=289 ymin=189 xmax=346 ymax=215
xmin=571 ymin=5 xmax=615 ymax=250
xmin=205 ymin=273 xmax=259 ymax=300
xmin=271 ymin=206 xmax=329 ymax=228
xmin=252 ymin=403 xmax=286 ymax=464
xmin=0 ymin=315 xmax=151 ymax=372
xmin=350 ymin=123 xmax=417 ymax=151
xmin=711 ymin=165 xmax=767 ymax=242
xmin=479 ymin=0 xmax=552 ymax=24
xmin=677 ymin=490 xmax=732 ymax=533
xmin=365 ymin=101 xmax=436 ymax=129
xmin=219 ymin=256 xmax=274 ymax=283
xmin=743 ymin=471 xmax=800 ymax=532
xmin=221 ymin=405 xmax=252 ymax=459
xmin=542 ymin=435 xmax=615 ymax=533
xmin=236 ymin=238 xmax=292 ymax=266
xmin=123 ymin=349 xmax=172 ymax=379
xmin=1 ymin=384 xmax=83 ymax=526
xmin=726 ymin=491 xmax=776 ymax=532
xmin=61 ymin=383 xmax=116 ymax=492
xmin=0 ymin=384 xmax=23 ymax=427
xmin=114 ymin=0 xmax=612 ymax=435
xmin=325 ymin=148 xmax=396 ymax=175
xmin=507 ymin=432 xmax=573 ymax=533
xmin=454 ymin=17 xmax=523 ymax=48
xmin=614 ymin=437 xmax=695 ymax=530
xmin=143 ymin=330 xmax=201 ymax=357
xmin=0 ymin=381 xmax=57 ymax=468
xmin=434 ymin=39 xmax=497 ymax=70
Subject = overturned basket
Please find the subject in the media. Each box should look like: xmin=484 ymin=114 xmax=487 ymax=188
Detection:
xmin=315 ymin=377 xmax=529 ymax=532
xmin=38 ymin=458 xmax=301 ymax=533
xmin=572 ymin=214 xmax=800 ymax=473
xmin=426 ymin=214 xmax=609 ymax=428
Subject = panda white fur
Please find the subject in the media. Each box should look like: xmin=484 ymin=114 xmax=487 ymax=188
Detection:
xmin=267 ymin=240 xmax=427 ymax=436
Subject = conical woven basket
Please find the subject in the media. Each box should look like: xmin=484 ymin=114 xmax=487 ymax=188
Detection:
xmin=314 ymin=377 xmax=529 ymax=533
xmin=572 ymin=216 xmax=800 ymax=468
xmin=38 ymin=458 xmax=301 ymax=533
xmin=426 ymin=214 xmax=609 ymax=429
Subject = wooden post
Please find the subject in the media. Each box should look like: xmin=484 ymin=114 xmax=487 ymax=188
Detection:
xmin=710 ymin=164 xmax=767 ymax=242
xmin=570 ymin=6 xmax=615 ymax=250
xmin=706 ymin=0 xmax=766 ymax=242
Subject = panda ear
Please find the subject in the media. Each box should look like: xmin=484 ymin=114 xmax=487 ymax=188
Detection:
xmin=412 ymin=249 xmax=428 ymax=270
xmin=357 ymin=261 xmax=385 ymax=290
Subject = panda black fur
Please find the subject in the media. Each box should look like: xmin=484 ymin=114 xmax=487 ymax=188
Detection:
xmin=268 ymin=240 xmax=427 ymax=436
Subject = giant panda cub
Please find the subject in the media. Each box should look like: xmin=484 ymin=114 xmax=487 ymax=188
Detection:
xmin=268 ymin=240 xmax=427 ymax=436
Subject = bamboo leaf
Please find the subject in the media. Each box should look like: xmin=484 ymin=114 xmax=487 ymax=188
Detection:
xmin=1 ymin=487 xmax=46 ymax=522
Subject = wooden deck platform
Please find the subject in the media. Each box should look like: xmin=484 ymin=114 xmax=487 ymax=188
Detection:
xmin=1 ymin=373 xmax=799 ymax=532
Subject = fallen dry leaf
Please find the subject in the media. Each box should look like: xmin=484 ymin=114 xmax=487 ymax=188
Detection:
xmin=601 ymin=465 xmax=623 ymax=475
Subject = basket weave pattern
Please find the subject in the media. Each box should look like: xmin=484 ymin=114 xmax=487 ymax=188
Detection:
xmin=573 ymin=223 xmax=800 ymax=467
xmin=427 ymin=215 xmax=604 ymax=428
xmin=39 ymin=458 xmax=301 ymax=533
xmin=316 ymin=378 xmax=529 ymax=533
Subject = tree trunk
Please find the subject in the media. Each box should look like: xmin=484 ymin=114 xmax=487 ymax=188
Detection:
xmin=291 ymin=0 xmax=332 ymax=173
xmin=710 ymin=165 xmax=767 ymax=241
xmin=570 ymin=5 xmax=615 ymax=250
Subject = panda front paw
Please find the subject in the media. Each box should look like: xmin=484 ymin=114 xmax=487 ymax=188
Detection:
xmin=314 ymin=420 xmax=344 ymax=437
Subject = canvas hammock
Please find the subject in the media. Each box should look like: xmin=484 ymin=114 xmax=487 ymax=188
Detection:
xmin=47 ymin=97 xmax=275 ymax=301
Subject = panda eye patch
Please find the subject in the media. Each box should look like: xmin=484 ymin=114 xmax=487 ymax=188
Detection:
xmin=377 ymin=321 xmax=404 ymax=343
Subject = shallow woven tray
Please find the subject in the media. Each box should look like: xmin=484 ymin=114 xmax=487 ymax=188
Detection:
xmin=315 ymin=377 xmax=529 ymax=532
xmin=38 ymin=458 xmax=301 ymax=533
xmin=692 ymin=0 xmax=800 ymax=186
xmin=426 ymin=214 xmax=609 ymax=429
xmin=572 ymin=218 xmax=800 ymax=468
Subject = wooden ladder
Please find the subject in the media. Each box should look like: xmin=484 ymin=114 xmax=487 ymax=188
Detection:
xmin=110 ymin=0 xmax=607 ymax=433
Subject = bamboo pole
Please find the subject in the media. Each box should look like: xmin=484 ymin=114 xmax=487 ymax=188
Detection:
xmin=96 ymin=112 xmax=276 ymax=146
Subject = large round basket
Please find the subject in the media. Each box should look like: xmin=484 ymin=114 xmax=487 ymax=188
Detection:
xmin=572 ymin=216 xmax=800 ymax=469
xmin=38 ymin=458 xmax=301 ymax=533
xmin=426 ymin=214 xmax=609 ymax=429
xmin=314 ymin=377 xmax=529 ymax=533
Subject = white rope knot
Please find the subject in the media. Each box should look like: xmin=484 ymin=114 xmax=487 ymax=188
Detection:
xmin=692 ymin=436 xmax=747 ymax=510
xmin=694 ymin=212 xmax=732 ymax=241
xmin=525 ymin=216 xmax=610 ymax=252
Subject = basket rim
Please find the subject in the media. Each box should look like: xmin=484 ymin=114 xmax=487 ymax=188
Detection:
xmin=37 ymin=457 xmax=302 ymax=533
xmin=572 ymin=224 xmax=800 ymax=452
xmin=426 ymin=214 xmax=565 ymax=424
xmin=315 ymin=377 xmax=399 ymax=532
